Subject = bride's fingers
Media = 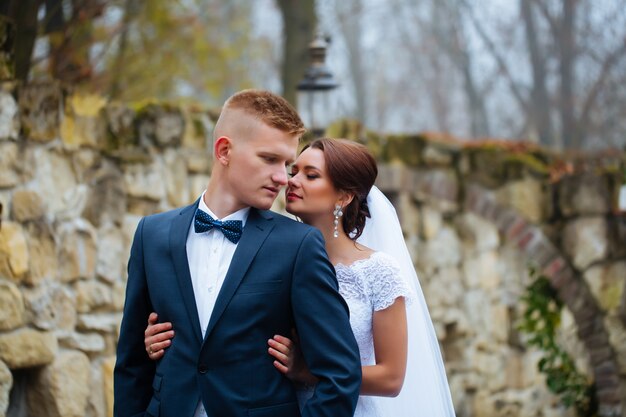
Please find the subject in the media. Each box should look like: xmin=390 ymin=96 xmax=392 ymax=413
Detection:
xmin=145 ymin=322 xmax=173 ymax=337
xmin=272 ymin=360 xmax=289 ymax=374
xmin=268 ymin=336 xmax=293 ymax=357
xmin=148 ymin=312 xmax=159 ymax=323
xmin=150 ymin=340 xmax=172 ymax=353
xmin=150 ymin=330 xmax=175 ymax=344
xmin=267 ymin=347 xmax=290 ymax=366
xmin=150 ymin=350 xmax=165 ymax=360
xmin=271 ymin=334 xmax=293 ymax=349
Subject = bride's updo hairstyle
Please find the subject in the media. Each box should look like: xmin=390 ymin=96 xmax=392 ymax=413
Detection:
xmin=304 ymin=138 xmax=378 ymax=240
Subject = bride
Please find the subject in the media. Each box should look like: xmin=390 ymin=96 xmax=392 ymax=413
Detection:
xmin=144 ymin=138 xmax=456 ymax=417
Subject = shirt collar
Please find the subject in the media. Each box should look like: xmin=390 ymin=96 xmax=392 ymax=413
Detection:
xmin=198 ymin=191 xmax=250 ymax=227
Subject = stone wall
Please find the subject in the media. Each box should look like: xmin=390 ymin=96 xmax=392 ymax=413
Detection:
xmin=0 ymin=82 xmax=625 ymax=417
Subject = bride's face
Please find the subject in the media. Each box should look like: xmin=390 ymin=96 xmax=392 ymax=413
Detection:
xmin=286 ymin=147 xmax=341 ymax=224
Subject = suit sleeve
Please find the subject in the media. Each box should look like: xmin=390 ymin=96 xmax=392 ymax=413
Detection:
xmin=114 ymin=217 xmax=156 ymax=417
xmin=291 ymin=229 xmax=362 ymax=417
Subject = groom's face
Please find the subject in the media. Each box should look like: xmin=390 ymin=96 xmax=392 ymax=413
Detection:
xmin=225 ymin=117 xmax=299 ymax=210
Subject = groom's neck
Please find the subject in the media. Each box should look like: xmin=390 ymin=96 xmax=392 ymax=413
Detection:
xmin=203 ymin=184 xmax=248 ymax=219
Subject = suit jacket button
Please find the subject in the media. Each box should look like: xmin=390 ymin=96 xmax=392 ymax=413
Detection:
xmin=198 ymin=364 xmax=208 ymax=374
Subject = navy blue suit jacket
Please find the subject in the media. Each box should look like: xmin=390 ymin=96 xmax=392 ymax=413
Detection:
xmin=114 ymin=201 xmax=361 ymax=417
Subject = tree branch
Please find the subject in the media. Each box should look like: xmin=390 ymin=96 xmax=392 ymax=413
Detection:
xmin=578 ymin=35 xmax=626 ymax=139
xmin=460 ymin=0 xmax=529 ymax=113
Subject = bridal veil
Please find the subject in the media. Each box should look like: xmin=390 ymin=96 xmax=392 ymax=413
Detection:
xmin=357 ymin=186 xmax=456 ymax=417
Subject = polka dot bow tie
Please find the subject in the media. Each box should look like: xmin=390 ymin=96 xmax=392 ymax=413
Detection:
xmin=194 ymin=209 xmax=243 ymax=244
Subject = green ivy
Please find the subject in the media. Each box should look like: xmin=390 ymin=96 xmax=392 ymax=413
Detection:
xmin=518 ymin=267 xmax=598 ymax=417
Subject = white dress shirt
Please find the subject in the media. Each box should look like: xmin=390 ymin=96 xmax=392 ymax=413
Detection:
xmin=187 ymin=194 xmax=250 ymax=339
xmin=189 ymin=194 xmax=249 ymax=417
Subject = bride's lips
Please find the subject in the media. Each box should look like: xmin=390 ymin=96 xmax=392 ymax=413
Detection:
xmin=286 ymin=192 xmax=302 ymax=202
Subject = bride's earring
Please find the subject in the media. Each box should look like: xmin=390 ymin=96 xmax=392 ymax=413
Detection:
xmin=333 ymin=204 xmax=343 ymax=238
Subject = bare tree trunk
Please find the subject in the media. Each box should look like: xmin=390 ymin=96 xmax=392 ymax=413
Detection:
xmin=336 ymin=0 xmax=367 ymax=123
xmin=436 ymin=0 xmax=490 ymax=137
xmin=559 ymin=0 xmax=577 ymax=148
xmin=10 ymin=0 xmax=41 ymax=81
xmin=47 ymin=0 xmax=103 ymax=83
xmin=109 ymin=0 xmax=139 ymax=99
xmin=276 ymin=0 xmax=317 ymax=106
xmin=0 ymin=12 xmax=15 ymax=79
xmin=521 ymin=0 xmax=554 ymax=146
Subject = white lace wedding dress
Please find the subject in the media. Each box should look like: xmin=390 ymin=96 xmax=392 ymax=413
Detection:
xmin=298 ymin=251 xmax=413 ymax=417
xmin=338 ymin=251 xmax=413 ymax=417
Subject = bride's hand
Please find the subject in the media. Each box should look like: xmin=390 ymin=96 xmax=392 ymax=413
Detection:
xmin=267 ymin=329 xmax=317 ymax=386
xmin=145 ymin=312 xmax=174 ymax=360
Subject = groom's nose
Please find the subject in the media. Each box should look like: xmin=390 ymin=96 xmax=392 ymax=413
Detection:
xmin=272 ymin=167 xmax=288 ymax=186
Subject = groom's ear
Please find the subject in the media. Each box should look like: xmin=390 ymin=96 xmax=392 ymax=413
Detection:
xmin=214 ymin=136 xmax=232 ymax=166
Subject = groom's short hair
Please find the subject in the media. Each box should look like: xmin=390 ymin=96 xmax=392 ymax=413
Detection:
xmin=221 ymin=89 xmax=305 ymax=136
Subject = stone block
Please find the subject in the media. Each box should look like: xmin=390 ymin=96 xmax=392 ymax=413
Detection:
xmin=376 ymin=163 xmax=408 ymax=192
xmin=563 ymin=217 xmax=609 ymax=270
xmin=77 ymin=313 xmax=122 ymax=333
xmin=0 ymin=142 xmax=19 ymax=188
xmin=123 ymin=159 xmax=167 ymax=201
xmin=189 ymin=174 xmax=210 ymax=200
xmin=18 ymin=82 xmax=61 ymax=142
xmin=59 ymin=332 xmax=106 ymax=353
xmin=11 ymin=189 xmax=45 ymax=222
xmin=394 ymin=193 xmax=420 ymax=237
xmin=103 ymin=103 xmax=136 ymax=149
xmin=463 ymin=251 xmax=500 ymax=290
xmin=163 ymin=148 xmax=190 ymax=207
xmin=412 ymin=169 xmax=459 ymax=212
xmin=136 ymin=104 xmax=184 ymax=148
xmin=61 ymin=93 xmax=107 ymax=149
xmin=96 ymin=224 xmax=124 ymax=284
xmin=456 ymin=213 xmax=500 ymax=253
xmin=72 ymin=148 xmax=102 ymax=181
xmin=82 ymin=161 xmax=126 ymax=227
xmin=0 ymin=90 xmax=19 ymax=140
xmin=27 ymin=350 xmax=90 ymax=417
xmin=182 ymin=109 xmax=211 ymax=150
xmin=559 ymin=174 xmax=611 ymax=216
xmin=24 ymin=222 xmax=58 ymax=285
xmin=111 ymin=280 xmax=126 ymax=312
xmin=0 ymin=191 xmax=9 ymax=227
xmin=604 ymin=315 xmax=626 ymax=375
xmin=85 ymin=359 xmax=107 ymax=417
xmin=186 ymin=152 xmax=211 ymax=174
xmin=0 ymin=329 xmax=57 ymax=369
xmin=496 ymin=177 xmax=545 ymax=223
xmin=584 ymin=262 xmax=626 ymax=312
xmin=75 ymin=279 xmax=113 ymax=313
xmin=23 ymin=281 xmax=76 ymax=332
xmin=0 ymin=280 xmax=23 ymax=330
xmin=425 ymin=267 xmax=464 ymax=308
xmin=0 ymin=360 xmax=11 ymax=417
xmin=419 ymin=204 xmax=442 ymax=240
xmin=58 ymin=219 xmax=97 ymax=282
xmin=422 ymin=144 xmax=453 ymax=165
xmin=416 ymin=226 xmax=462 ymax=273
xmin=0 ymin=221 xmax=29 ymax=281
xmin=102 ymin=356 xmax=116 ymax=417
xmin=126 ymin=197 xmax=160 ymax=217
xmin=27 ymin=147 xmax=78 ymax=215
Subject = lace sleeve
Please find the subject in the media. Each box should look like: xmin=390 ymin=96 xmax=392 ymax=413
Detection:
xmin=368 ymin=252 xmax=415 ymax=311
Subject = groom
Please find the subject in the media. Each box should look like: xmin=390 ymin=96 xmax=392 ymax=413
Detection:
xmin=114 ymin=90 xmax=361 ymax=417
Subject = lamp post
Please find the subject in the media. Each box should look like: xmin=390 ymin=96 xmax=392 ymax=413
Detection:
xmin=297 ymin=31 xmax=339 ymax=137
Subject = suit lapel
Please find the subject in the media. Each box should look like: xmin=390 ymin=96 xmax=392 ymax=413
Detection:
xmin=170 ymin=199 xmax=203 ymax=344
xmin=203 ymin=208 xmax=274 ymax=342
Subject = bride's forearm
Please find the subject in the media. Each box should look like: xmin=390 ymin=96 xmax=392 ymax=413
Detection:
xmin=360 ymin=365 xmax=405 ymax=397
